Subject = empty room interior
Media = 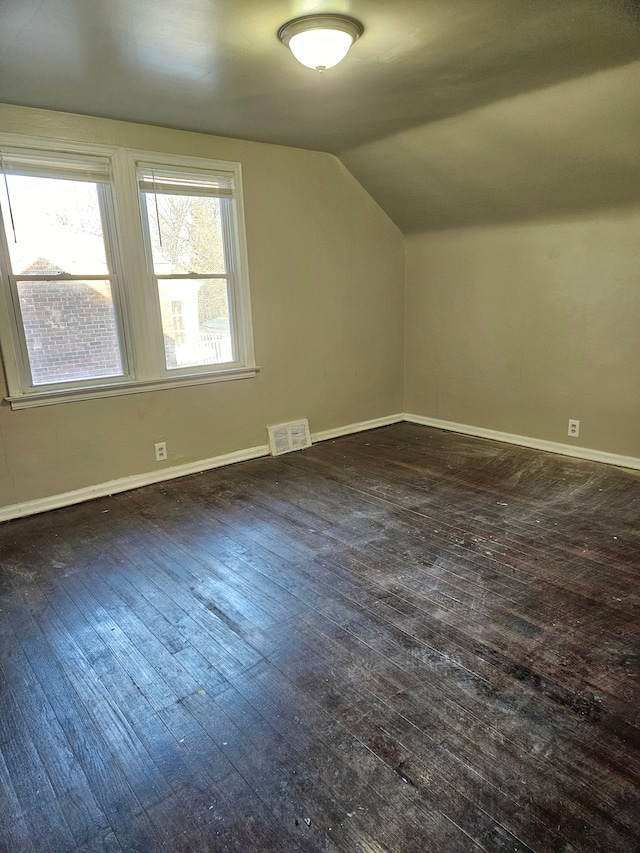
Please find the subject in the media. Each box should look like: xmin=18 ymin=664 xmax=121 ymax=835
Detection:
xmin=0 ymin=1 xmax=638 ymax=851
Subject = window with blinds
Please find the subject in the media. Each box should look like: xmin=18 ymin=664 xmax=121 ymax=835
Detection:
xmin=0 ymin=141 xmax=255 ymax=406
xmin=0 ymin=151 xmax=126 ymax=387
xmin=136 ymin=163 xmax=237 ymax=370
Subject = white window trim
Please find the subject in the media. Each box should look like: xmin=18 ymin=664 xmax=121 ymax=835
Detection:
xmin=0 ymin=134 xmax=258 ymax=409
xmin=5 ymin=368 xmax=259 ymax=409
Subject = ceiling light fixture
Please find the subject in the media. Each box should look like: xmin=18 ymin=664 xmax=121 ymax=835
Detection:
xmin=278 ymin=14 xmax=364 ymax=73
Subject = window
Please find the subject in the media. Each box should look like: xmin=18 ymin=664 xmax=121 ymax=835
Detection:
xmin=137 ymin=166 xmax=236 ymax=372
xmin=0 ymin=140 xmax=255 ymax=408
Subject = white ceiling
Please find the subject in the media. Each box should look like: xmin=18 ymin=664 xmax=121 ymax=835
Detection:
xmin=1 ymin=0 xmax=639 ymax=232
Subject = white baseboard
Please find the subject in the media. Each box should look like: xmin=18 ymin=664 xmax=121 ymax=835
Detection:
xmin=311 ymin=413 xmax=404 ymax=443
xmin=403 ymin=413 xmax=640 ymax=471
xmin=0 ymin=413 xmax=406 ymax=523
xmin=0 ymin=444 xmax=270 ymax=523
xmin=2 ymin=410 xmax=636 ymax=523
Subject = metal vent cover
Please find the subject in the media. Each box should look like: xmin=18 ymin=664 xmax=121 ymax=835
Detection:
xmin=267 ymin=419 xmax=311 ymax=456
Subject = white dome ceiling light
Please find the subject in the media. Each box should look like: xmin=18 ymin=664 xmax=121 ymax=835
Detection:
xmin=278 ymin=14 xmax=364 ymax=73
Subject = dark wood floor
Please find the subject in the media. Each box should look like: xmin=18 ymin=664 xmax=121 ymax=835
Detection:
xmin=0 ymin=423 xmax=638 ymax=852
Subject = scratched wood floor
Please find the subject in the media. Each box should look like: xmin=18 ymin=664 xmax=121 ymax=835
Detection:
xmin=0 ymin=423 xmax=638 ymax=852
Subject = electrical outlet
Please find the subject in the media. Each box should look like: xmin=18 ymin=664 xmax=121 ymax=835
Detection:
xmin=568 ymin=419 xmax=580 ymax=438
xmin=154 ymin=441 xmax=167 ymax=462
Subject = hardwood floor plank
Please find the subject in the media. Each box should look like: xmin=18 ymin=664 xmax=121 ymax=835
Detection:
xmin=0 ymin=423 xmax=638 ymax=852
xmin=234 ymin=657 xmax=538 ymax=852
xmin=26 ymin=582 xmax=174 ymax=851
xmin=179 ymin=465 xmax=639 ymax=728
xmin=156 ymin=700 xmax=310 ymax=853
xmin=0 ymin=746 xmax=36 ymax=853
xmin=2 ymin=655 xmax=116 ymax=848
xmin=121 ymin=462 xmax=640 ymax=768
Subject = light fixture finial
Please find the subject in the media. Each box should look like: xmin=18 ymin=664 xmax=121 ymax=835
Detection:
xmin=278 ymin=14 xmax=364 ymax=72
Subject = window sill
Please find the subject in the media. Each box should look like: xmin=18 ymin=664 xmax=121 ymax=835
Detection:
xmin=5 ymin=366 xmax=260 ymax=410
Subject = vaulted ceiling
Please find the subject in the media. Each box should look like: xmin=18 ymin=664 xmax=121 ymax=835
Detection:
xmin=1 ymin=0 xmax=639 ymax=232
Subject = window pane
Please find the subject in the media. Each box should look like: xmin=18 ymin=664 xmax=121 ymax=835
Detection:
xmin=158 ymin=279 xmax=232 ymax=369
xmin=1 ymin=176 xmax=109 ymax=275
xmin=143 ymin=193 xmax=227 ymax=275
xmin=17 ymin=280 xmax=123 ymax=385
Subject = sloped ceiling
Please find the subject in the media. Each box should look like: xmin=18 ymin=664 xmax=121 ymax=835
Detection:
xmin=0 ymin=0 xmax=639 ymax=232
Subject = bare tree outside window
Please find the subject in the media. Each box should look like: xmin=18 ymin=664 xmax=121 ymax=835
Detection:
xmin=142 ymin=186 xmax=233 ymax=369
xmin=0 ymin=145 xmax=253 ymax=405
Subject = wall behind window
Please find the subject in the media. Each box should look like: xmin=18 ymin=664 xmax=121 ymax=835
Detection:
xmin=404 ymin=205 xmax=640 ymax=459
xmin=0 ymin=104 xmax=404 ymax=508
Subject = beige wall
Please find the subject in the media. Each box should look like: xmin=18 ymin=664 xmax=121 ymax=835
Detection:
xmin=1 ymin=101 xmax=637 ymax=511
xmin=404 ymin=206 xmax=640 ymax=458
xmin=0 ymin=104 xmax=405 ymax=508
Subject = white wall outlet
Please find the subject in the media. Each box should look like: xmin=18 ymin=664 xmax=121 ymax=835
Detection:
xmin=568 ymin=419 xmax=580 ymax=438
xmin=154 ymin=441 xmax=167 ymax=462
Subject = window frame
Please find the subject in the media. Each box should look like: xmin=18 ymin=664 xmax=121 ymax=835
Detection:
xmin=134 ymin=156 xmax=245 ymax=377
xmin=0 ymin=145 xmax=135 ymax=395
xmin=0 ymin=136 xmax=257 ymax=410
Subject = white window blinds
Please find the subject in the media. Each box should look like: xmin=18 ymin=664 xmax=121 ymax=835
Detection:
xmin=0 ymin=151 xmax=111 ymax=182
xmin=136 ymin=165 xmax=234 ymax=198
